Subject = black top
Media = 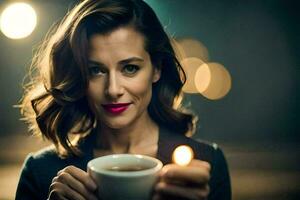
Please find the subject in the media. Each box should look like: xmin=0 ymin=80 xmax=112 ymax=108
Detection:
xmin=15 ymin=127 xmax=231 ymax=200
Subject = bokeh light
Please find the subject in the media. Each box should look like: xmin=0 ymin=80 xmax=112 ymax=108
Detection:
xmin=171 ymin=38 xmax=186 ymax=61
xmin=195 ymin=62 xmax=232 ymax=100
xmin=177 ymin=38 xmax=210 ymax=62
xmin=181 ymin=57 xmax=204 ymax=93
xmin=172 ymin=37 xmax=232 ymax=99
xmin=172 ymin=145 xmax=194 ymax=166
xmin=193 ymin=63 xmax=211 ymax=93
xmin=0 ymin=3 xmax=37 ymax=39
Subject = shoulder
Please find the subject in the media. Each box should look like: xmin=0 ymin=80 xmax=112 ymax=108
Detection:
xmin=27 ymin=145 xmax=58 ymax=161
xmin=186 ymin=136 xmax=225 ymax=163
xmin=21 ymin=145 xmax=79 ymax=183
xmin=23 ymin=146 xmax=65 ymax=170
xmin=17 ymin=146 xmax=67 ymax=199
xmin=23 ymin=144 xmax=91 ymax=172
xmin=158 ymin=127 xmax=225 ymax=165
xmin=21 ymin=146 xmax=69 ymax=186
xmin=17 ymin=143 xmax=92 ymax=199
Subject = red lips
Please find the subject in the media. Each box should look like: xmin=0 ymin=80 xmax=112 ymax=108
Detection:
xmin=102 ymin=103 xmax=131 ymax=115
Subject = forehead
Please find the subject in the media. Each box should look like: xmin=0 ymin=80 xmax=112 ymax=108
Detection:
xmin=88 ymin=27 xmax=147 ymax=59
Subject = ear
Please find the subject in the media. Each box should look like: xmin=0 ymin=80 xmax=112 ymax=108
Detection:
xmin=152 ymin=67 xmax=161 ymax=83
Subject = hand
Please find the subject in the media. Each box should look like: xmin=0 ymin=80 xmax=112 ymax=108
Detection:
xmin=153 ymin=160 xmax=211 ymax=200
xmin=48 ymin=165 xmax=98 ymax=200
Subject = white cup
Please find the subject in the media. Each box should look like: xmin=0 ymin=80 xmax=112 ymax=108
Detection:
xmin=87 ymin=154 xmax=163 ymax=200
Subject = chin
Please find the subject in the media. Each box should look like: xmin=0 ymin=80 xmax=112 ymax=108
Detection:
xmin=102 ymin=119 xmax=132 ymax=130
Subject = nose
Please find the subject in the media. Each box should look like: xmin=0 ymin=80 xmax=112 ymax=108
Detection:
xmin=105 ymin=72 xmax=124 ymax=99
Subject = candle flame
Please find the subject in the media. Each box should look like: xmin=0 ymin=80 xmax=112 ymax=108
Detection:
xmin=172 ymin=145 xmax=194 ymax=166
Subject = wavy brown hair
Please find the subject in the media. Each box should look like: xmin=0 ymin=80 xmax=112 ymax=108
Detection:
xmin=20 ymin=0 xmax=196 ymax=157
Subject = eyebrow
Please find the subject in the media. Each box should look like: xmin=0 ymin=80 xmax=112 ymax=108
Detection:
xmin=88 ymin=57 xmax=144 ymax=66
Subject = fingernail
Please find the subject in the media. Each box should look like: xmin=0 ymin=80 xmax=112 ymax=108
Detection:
xmin=154 ymin=182 xmax=165 ymax=192
xmin=90 ymin=181 xmax=97 ymax=190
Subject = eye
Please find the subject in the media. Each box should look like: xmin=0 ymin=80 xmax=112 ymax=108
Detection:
xmin=88 ymin=66 xmax=106 ymax=76
xmin=122 ymin=64 xmax=140 ymax=75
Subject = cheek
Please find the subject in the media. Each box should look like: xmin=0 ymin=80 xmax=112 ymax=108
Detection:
xmin=87 ymin=81 xmax=104 ymax=101
xmin=86 ymin=81 xmax=105 ymax=112
xmin=129 ymin=78 xmax=153 ymax=102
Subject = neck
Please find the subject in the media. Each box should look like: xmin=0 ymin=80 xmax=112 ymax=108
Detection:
xmin=95 ymin=113 xmax=159 ymax=154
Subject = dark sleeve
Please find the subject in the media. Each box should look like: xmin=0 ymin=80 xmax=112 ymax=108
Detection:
xmin=208 ymin=147 xmax=232 ymax=200
xmin=15 ymin=154 xmax=44 ymax=200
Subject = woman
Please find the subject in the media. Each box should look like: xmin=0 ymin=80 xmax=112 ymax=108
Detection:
xmin=16 ymin=0 xmax=231 ymax=199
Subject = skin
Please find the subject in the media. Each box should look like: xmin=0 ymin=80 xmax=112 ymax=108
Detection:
xmin=48 ymin=26 xmax=210 ymax=200
xmin=87 ymin=26 xmax=161 ymax=155
xmin=154 ymin=160 xmax=211 ymax=200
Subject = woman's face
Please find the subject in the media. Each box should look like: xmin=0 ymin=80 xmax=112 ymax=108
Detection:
xmin=87 ymin=26 xmax=160 ymax=129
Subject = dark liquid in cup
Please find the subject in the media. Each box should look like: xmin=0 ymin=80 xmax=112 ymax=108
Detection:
xmin=106 ymin=165 xmax=151 ymax=172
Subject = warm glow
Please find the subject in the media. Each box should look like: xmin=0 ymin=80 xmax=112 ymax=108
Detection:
xmin=0 ymin=3 xmax=37 ymax=39
xmin=171 ymin=38 xmax=186 ymax=61
xmin=181 ymin=57 xmax=204 ymax=93
xmin=172 ymin=145 xmax=194 ymax=166
xmin=177 ymin=38 xmax=209 ymax=62
xmin=194 ymin=63 xmax=210 ymax=93
xmin=195 ymin=62 xmax=232 ymax=100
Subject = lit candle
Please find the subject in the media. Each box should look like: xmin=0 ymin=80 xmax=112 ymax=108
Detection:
xmin=172 ymin=145 xmax=194 ymax=166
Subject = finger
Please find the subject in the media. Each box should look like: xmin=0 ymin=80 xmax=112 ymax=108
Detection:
xmin=48 ymin=191 xmax=69 ymax=200
xmin=189 ymin=160 xmax=211 ymax=172
xmin=155 ymin=181 xmax=210 ymax=200
xmin=160 ymin=164 xmax=210 ymax=184
xmin=48 ymin=186 xmax=69 ymax=200
xmin=56 ymin=171 xmax=98 ymax=200
xmin=59 ymin=166 xmax=97 ymax=191
xmin=49 ymin=182 xmax=85 ymax=200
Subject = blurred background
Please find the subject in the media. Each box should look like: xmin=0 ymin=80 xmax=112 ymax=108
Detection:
xmin=0 ymin=0 xmax=299 ymax=199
